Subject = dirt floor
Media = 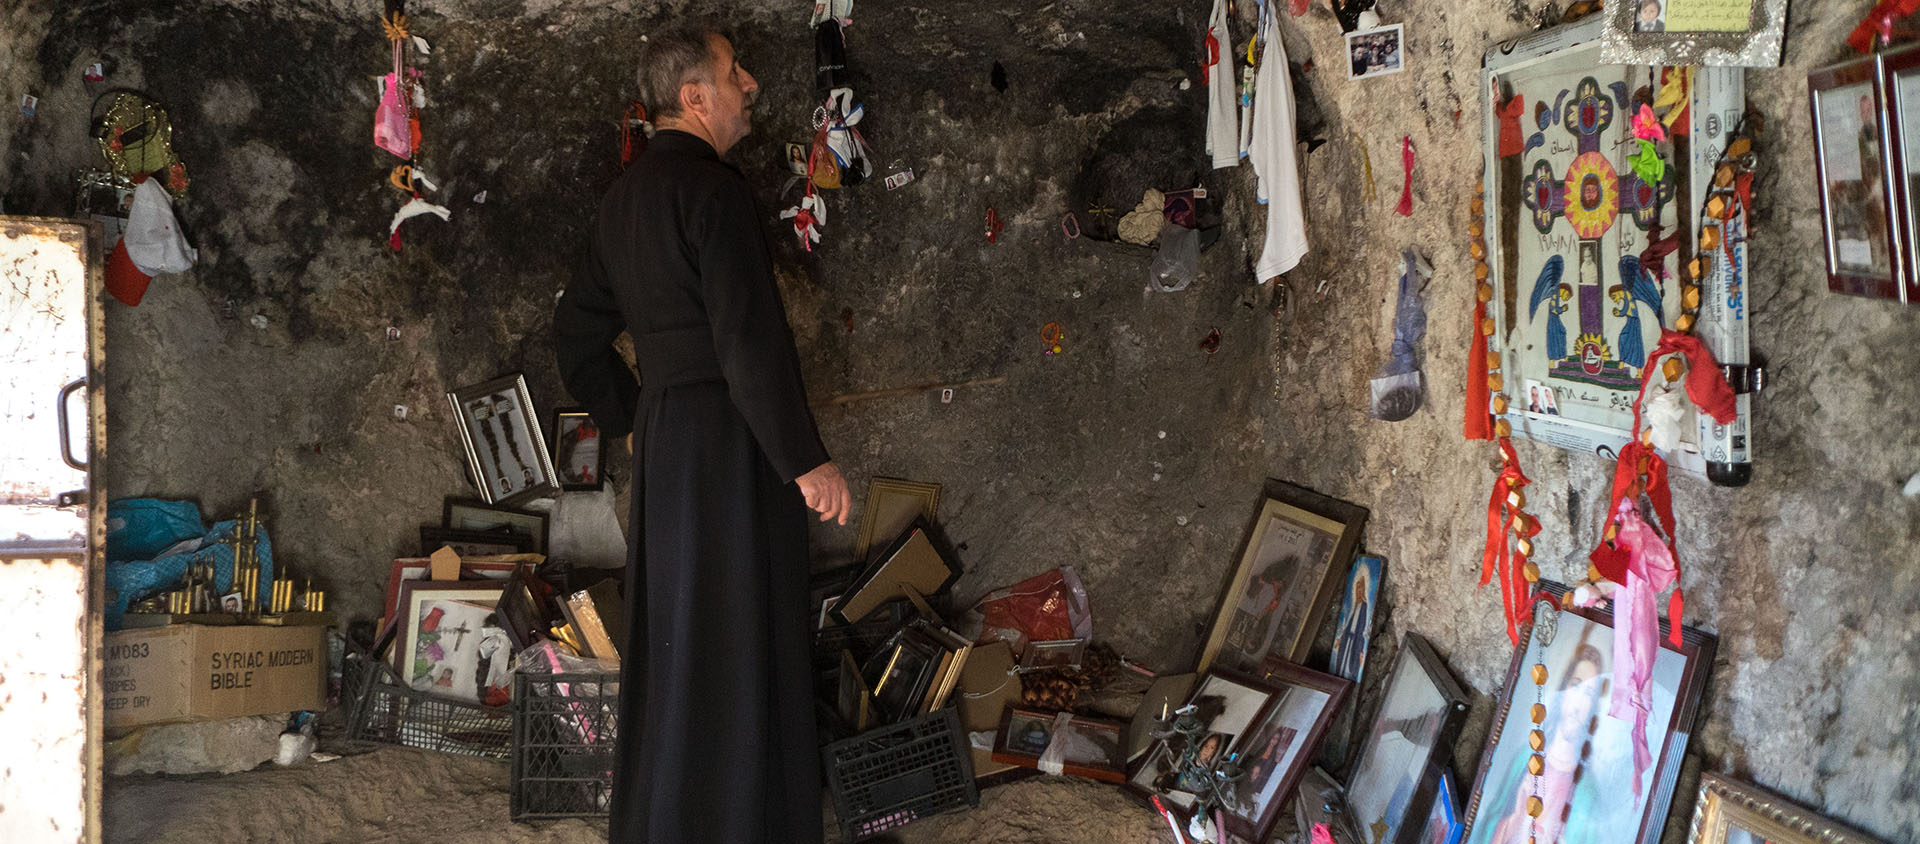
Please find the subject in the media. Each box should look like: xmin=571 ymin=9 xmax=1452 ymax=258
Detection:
xmin=102 ymin=746 xmax=1182 ymax=844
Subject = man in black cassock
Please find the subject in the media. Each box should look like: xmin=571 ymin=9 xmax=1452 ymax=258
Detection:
xmin=552 ymin=23 xmax=850 ymax=844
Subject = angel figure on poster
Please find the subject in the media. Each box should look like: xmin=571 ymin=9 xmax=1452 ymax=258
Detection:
xmin=1527 ymin=256 xmax=1571 ymax=362
xmin=1607 ymin=256 xmax=1665 ymax=369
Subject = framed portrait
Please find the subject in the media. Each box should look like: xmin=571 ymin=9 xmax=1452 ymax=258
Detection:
xmin=852 ymin=477 xmax=941 ymax=562
xmin=1196 ymin=480 xmax=1367 ymax=676
xmin=1687 ymin=773 xmax=1886 ymax=844
xmin=1127 ymin=670 xmax=1278 ymax=812
xmin=1461 ymin=582 xmax=1716 ymax=844
xmin=442 ymin=498 xmax=548 ymax=554
xmin=1330 ymin=554 xmax=1384 ymax=684
xmin=419 ymin=526 xmax=533 ymax=558
xmin=1346 ymin=25 xmax=1407 ymax=81
xmin=1878 ymin=45 xmax=1920 ymax=306
xmin=389 ymin=580 xmax=513 ymax=706
xmin=447 ymin=373 xmax=558 ymax=506
xmin=1482 ymin=19 xmax=1752 ymax=476
xmin=1598 ymin=0 xmax=1786 ymax=66
xmin=991 ymin=708 xmax=1128 ymax=782
xmin=1417 ymin=769 xmax=1464 ymax=844
xmin=550 ymin=407 xmax=606 ymax=491
xmin=1343 ymin=632 xmax=1471 ymax=844
xmin=1810 ymin=55 xmax=1904 ymax=302
xmin=1218 ymin=661 xmax=1351 ymax=843
xmin=381 ymin=556 xmax=521 ymax=623
xmin=1019 ymin=638 xmax=1088 ymax=672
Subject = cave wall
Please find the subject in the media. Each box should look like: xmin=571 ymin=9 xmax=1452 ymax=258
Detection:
xmin=3 ymin=0 xmax=1915 ymax=840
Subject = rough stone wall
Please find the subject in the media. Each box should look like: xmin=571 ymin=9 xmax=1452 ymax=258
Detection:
xmin=4 ymin=0 xmax=1916 ymax=840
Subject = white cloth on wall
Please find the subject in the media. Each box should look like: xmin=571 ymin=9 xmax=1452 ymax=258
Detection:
xmin=1248 ymin=13 xmax=1308 ymax=282
xmin=1205 ymin=0 xmax=1239 ymax=169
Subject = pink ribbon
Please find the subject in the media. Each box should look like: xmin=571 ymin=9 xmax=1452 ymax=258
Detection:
xmin=1602 ymin=498 xmax=1676 ymax=799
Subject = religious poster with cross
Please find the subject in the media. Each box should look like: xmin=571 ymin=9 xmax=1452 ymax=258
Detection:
xmin=408 ymin=596 xmax=503 ymax=705
xmin=1480 ymin=18 xmax=1751 ymax=475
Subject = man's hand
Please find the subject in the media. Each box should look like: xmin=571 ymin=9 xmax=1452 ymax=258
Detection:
xmin=796 ymin=461 xmax=851 ymax=525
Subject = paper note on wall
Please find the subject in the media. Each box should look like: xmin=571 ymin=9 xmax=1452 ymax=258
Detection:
xmin=1662 ymin=0 xmax=1752 ymax=32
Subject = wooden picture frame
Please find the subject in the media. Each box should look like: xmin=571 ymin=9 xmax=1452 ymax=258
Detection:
xmin=550 ymin=406 xmax=607 ymax=491
xmin=446 ymin=373 xmax=558 ymax=505
xmin=991 ymin=707 xmax=1129 ymax=783
xmin=852 ymin=477 xmax=941 ymax=562
xmin=1461 ymin=582 xmax=1717 ymax=844
xmin=1127 ymin=670 xmax=1278 ymax=812
xmin=1196 ymin=480 xmax=1367 ymax=676
xmin=442 ymin=498 xmax=548 ymax=554
xmin=1342 ymin=632 xmax=1471 ymax=844
xmin=1687 ymin=773 xmax=1886 ymax=844
xmin=1810 ymin=55 xmax=1904 ymax=302
xmin=1877 ymin=44 xmax=1920 ymax=306
xmin=419 ymin=526 xmax=533 ymax=558
xmin=1220 ymin=661 xmax=1352 ymax=844
xmin=387 ymin=580 xmax=511 ymax=705
xmin=380 ymin=556 xmax=521 ymax=624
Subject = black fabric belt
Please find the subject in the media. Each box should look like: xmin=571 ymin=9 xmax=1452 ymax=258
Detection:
xmin=635 ymin=326 xmax=724 ymax=392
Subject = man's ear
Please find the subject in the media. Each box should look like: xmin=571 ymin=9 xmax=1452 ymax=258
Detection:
xmin=679 ymin=80 xmax=708 ymax=117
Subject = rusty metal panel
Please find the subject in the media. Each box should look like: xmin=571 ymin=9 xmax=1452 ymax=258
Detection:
xmin=0 ymin=216 xmax=105 ymax=844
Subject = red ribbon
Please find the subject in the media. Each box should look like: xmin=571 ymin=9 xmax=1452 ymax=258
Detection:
xmin=1849 ymin=0 xmax=1920 ymax=52
xmin=1651 ymin=330 xmax=1738 ymax=424
xmin=1497 ymin=94 xmax=1525 ymax=158
xmin=1202 ymin=31 xmax=1220 ymax=85
xmin=985 ymin=207 xmax=1003 ymax=243
xmin=1395 ymin=137 xmax=1415 ymax=216
xmin=1465 ymin=299 xmax=1492 ymax=441
xmin=1481 ymin=438 xmax=1540 ymax=644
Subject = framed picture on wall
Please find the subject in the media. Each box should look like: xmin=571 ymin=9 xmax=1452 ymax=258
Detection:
xmin=1195 ymin=480 xmax=1367 ymax=676
xmin=1686 ymin=773 xmax=1886 ymax=844
xmin=1342 ymin=632 xmax=1471 ymax=844
xmin=1460 ymin=582 xmax=1717 ymax=844
xmin=1218 ymin=661 xmax=1351 ymax=844
xmin=550 ymin=407 xmax=605 ymax=491
xmin=447 ymin=373 xmax=558 ymax=505
xmin=1877 ymin=44 xmax=1920 ymax=306
xmin=1810 ymin=55 xmax=1904 ymax=302
xmin=1597 ymin=0 xmax=1787 ymax=66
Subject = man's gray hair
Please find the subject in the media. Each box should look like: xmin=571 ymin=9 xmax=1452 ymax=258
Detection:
xmin=638 ymin=24 xmax=722 ymax=120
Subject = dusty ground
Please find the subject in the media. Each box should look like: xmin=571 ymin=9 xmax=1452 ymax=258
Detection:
xmin=103 ymin=746 xmax=1181 ymax=844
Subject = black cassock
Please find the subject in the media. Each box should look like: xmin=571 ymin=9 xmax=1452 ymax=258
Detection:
xmin=553 ymin=130 xmax=828 ymax=844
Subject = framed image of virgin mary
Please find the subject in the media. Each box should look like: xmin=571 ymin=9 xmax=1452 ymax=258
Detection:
xmin=1195 ymin=480 xmax=1367 ymax=676
xmin=1461 ymin=582 xmax=1715 ymax=844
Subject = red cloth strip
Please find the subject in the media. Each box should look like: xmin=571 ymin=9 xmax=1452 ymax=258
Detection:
xmin=1465 ymin=299 xmax=1492 ymax=440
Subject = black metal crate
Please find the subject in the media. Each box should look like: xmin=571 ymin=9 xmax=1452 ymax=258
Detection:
xmin=823 ymin=708 xmax=978 ymax=841
xmin=510 ymin=671 xmax=622 ymax=821
xmin=343 ymin=654 xmax=512 ymax=759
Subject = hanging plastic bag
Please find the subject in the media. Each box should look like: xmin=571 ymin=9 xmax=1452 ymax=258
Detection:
xmin=1149 ymin=220 xmax=1200 ymax=292
xmin=124 ymin=179 xmax=197 ymax=277
xmin=1370 ymin=248 xmax=1431 ymax=421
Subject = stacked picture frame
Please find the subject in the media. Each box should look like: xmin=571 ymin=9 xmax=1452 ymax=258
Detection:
xmin=1809 ymin=45 xmax=1920 ymax=306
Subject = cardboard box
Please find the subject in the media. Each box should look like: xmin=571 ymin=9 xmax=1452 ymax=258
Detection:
xmin=102 ymin=623 xmax=327 ymax=729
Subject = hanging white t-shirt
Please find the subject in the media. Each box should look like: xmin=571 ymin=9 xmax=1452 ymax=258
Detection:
xmin=1248 ymin=13 xmax=1309 ymax=281
xmin=1205 ymin=0 xmax=1239 ymax=170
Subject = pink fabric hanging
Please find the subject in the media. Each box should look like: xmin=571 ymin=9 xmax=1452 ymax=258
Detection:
xmin=375 ymin=73 xmax=411 ymax=158
xmin=1603 ymin=498 xmax=1677 ymax=798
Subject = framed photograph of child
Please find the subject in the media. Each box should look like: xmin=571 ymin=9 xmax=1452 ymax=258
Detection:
xmin=550 ymin=407 xmax=606 ymax=491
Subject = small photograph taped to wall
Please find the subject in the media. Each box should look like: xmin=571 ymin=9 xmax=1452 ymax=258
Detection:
xmin=1347 ymin=25 xmax=1406 ymax=80
xmin=1522 ymin=379 xmax=1561 ymax=416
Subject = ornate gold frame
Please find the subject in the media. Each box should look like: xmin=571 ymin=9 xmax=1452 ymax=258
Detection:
xmin=1689 ymin=773 xmax=1885 ymax=844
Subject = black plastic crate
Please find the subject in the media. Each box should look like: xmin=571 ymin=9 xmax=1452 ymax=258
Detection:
xmin=510 ymin=671 xmax=622 ymax=821
xmin=343 ymin=654 xmax=512 ymax=758
xmin=823 ymin=708 xmax=978 ymax=841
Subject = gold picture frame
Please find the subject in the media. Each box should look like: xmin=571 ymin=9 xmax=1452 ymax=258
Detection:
xmin=852 ymin=477 xmax=941 ymax=561
xmin=1689 ymin=773 xmax=1885 ymax=844
xmin=1195 ymin=480 xmax=1367 ymax=676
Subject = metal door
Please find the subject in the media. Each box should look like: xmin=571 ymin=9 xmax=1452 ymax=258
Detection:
xmin=0 ymin=216 xmax=105 ymax=844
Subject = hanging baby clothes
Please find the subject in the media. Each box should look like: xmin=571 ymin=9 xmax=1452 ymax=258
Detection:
xmin=1248 ymin=11 xmax=1308 ymax=281
xmin=1205 ymin=0 xmax=1239 ymax=169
